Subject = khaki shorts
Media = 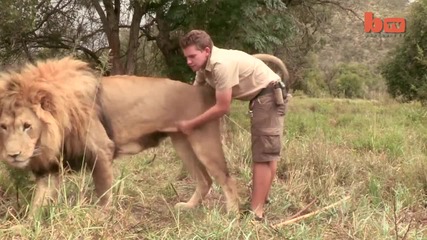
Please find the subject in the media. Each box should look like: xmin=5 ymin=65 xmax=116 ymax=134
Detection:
xmin=249 ymin=92 xmax=286 ymax=162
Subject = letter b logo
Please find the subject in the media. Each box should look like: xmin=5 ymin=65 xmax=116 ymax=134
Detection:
xmin=364 ymin=12 xmax=406 ymax=33
xmin=364 ymin=12 xmax=383 ymax=33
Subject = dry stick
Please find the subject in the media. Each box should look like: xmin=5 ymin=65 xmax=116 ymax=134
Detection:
xmin=393 ymin=192 xmax=399 ymax=240
xmin=170 ymin=183 xmax=180 ymax=201
xmin=146 ymin=154 xmax=157 ymax=165
xmin=273 ymin=196 xmax=351 ymax=228
xmin=401 ymin=217 xmax=414 ymax=240
xmin=286 ymin=198 xmax=318 ymax=220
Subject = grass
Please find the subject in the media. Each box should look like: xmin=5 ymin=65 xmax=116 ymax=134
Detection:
xmin=0 ymin=97 xmax=426 ymax=239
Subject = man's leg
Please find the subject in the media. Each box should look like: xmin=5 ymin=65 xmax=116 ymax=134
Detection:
xmin=249 ymin=91 xmax=285 ymax=219
xmin=251 ymin=160 xmax=276 ymax=218
xmin=266 ymin=159 xmax=277 ymax=202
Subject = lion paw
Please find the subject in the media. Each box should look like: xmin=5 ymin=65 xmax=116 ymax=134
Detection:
xmin=226 ymin=202 xmax=240 ymax=214
xmin=174 ymin=202 xmax=196 ymax=210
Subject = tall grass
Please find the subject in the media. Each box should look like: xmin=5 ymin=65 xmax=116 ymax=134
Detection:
xmin=0 ymin=97 xmax=426 ymax=239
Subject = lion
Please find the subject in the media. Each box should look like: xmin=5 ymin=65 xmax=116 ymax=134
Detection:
xmin=0 ymin=58 xmax=116 ymax=216
xmin=0 ymin=53 xmax=289 ymax=217
xmin=0 ymin=57 xmax=240 ymax=216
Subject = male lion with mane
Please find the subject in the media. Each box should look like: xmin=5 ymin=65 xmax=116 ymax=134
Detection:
xmin=0 ymin=54 xmax=288 ymax=217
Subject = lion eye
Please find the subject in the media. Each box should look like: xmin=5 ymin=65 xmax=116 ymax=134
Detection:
xmin=0 ymin=124 xmax=6 ymax=130
xmin=23 ymin=123 xmax=31 ymax=131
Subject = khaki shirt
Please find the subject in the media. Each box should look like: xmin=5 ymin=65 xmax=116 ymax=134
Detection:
xmin=194 ymin=46 xmax=281 ymax=101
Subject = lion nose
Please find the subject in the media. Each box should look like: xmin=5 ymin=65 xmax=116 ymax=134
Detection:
xmin=8 ymin=152 xmax=21 ymax=159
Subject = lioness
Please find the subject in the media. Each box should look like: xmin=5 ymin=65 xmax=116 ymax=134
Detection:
xmin=0 ymin=54 xmax=287 ymax=217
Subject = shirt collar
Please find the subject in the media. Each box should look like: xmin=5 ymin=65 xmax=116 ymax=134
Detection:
xmin=204 ymin=46 xmax=218 ymax=72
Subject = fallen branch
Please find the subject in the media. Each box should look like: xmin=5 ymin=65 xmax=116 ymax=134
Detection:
xmin=286 ymin=198 xmax=318 ymax=220
xmin=273 ymin=196 xmax=351 ymax=228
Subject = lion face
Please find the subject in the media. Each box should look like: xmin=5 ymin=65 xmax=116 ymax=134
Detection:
xmin=0 ymin=107 xmax=43 ymax=169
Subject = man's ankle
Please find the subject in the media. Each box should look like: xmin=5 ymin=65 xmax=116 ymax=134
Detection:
xmin=250 ymin=206 xmax=264 ymax=219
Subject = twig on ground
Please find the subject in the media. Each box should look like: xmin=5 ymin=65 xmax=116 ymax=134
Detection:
xmin=393 ymin=191 xmax=399 ymax=240
xmin=170 ymin=183 xmax=180 ymax=201
xmin=146 ymin=154 xmax=157 ymax=165
xmin=273 ymin=196 xmax=351 ymax=228
xmin=401 ymin=217 xmax=413 ymax=240
xmin=286 ymin=198 xmax=318 ymax=220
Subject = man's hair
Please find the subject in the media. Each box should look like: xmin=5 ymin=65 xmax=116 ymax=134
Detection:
xmin=180 ymin=30 xmax=214 ymax=51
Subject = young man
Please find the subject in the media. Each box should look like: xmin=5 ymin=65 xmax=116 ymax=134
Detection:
xmin=177 ymin=29 xmax=287 ymax=220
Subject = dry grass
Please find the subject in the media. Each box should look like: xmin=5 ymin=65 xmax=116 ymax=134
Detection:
xmin=0 ymin=97 xmax=426 ymax=239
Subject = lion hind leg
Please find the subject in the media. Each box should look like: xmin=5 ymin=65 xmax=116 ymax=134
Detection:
xmin=29 ymin=174 xmax=60 ymax=217
xmin=188 ymin=124 xmax=240 ymax=214
xmin=170 ymin=133 xmax=212 ymax=210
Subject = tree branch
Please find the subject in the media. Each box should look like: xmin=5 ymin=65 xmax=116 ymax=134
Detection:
xmin=140 ymin=17 xmax=157 ymax=41
xmin=313 ymin=0 xmax=363 ymax=22
xmin=29 ymin=0 xmax=74 ymax=35
xmin=92 ymin=0 xmax=109 ymax=35
xmin=30 ymin=39 xmax=102 ymax=66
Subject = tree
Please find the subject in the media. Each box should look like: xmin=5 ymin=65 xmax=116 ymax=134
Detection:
xmin=0 ymin=0 xmax=295 ymax=79
xmin=1 ymin=0 xmax=367 ymax=87
xmin=381 ymin=0 xmax=427 ymax=103
xmin=140 ymin=0 xmax=294 ymax=81
xmin=0 ymin=0 xmax=109 ymax=68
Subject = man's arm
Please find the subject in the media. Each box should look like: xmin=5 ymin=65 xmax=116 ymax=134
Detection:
xmin=176 ymin=88 xmax=232 ymax=134
xmin=192 ymin=88 xmax=232 ymax=125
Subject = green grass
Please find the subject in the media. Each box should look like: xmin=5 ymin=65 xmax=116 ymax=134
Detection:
xmin=0 ymin=97 xmax=426 ymax=239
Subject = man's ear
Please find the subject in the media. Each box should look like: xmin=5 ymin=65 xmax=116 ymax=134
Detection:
xmin=205 ymin=47 xmax=211 ymax=55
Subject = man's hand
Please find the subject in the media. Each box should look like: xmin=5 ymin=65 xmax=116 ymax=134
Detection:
xmin=176 ymin=120 xmax=195 ymax=135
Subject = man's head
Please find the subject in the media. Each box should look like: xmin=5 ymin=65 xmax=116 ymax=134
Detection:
xmin=180 ymin=30 xmax=213 ymax=72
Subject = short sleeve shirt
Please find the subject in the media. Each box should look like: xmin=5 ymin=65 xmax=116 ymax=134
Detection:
xmin=194 ymin=46 xmax=281 ymax=101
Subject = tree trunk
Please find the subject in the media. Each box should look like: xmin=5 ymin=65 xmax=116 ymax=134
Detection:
xmin=154 ymin=10 xmax=191 ymax=81
xmin=92 ymin=0 xmax=125 ymax=75
xmin=125 ymin=3 xmax=146 ymax=75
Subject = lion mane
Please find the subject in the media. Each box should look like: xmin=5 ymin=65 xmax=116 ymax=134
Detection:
xmin=0 ymin=57 xmax=115 ymax=214
xmin=0 ymin=58 xmax=104 ymax=159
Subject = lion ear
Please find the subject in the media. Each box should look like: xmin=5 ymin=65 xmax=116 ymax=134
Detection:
xmin=36 ymin=90 xmax=55 ymax=112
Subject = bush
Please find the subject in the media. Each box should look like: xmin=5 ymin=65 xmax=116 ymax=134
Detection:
xmin=298 ymin=52 xmax=329 ymax=97
xmin=333 ymin=72 xmax=363 ymax=98
xmin=381 ymin=0 xmax=427 ymax=103
xmin=298 ymin=52 xmax=384 ymax=99
xmin=330 ymin=62 xmax=382 ymax=99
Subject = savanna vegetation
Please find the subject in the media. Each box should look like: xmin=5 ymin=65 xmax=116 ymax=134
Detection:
xmin=0 ymin=98 xmax=426 ymax=239
xmin=0 ymin=0 xmax=426 ymax=239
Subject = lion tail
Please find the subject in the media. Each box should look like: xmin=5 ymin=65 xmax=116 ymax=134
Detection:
xmin=252 ymin=53 xmax=290 ymax=91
